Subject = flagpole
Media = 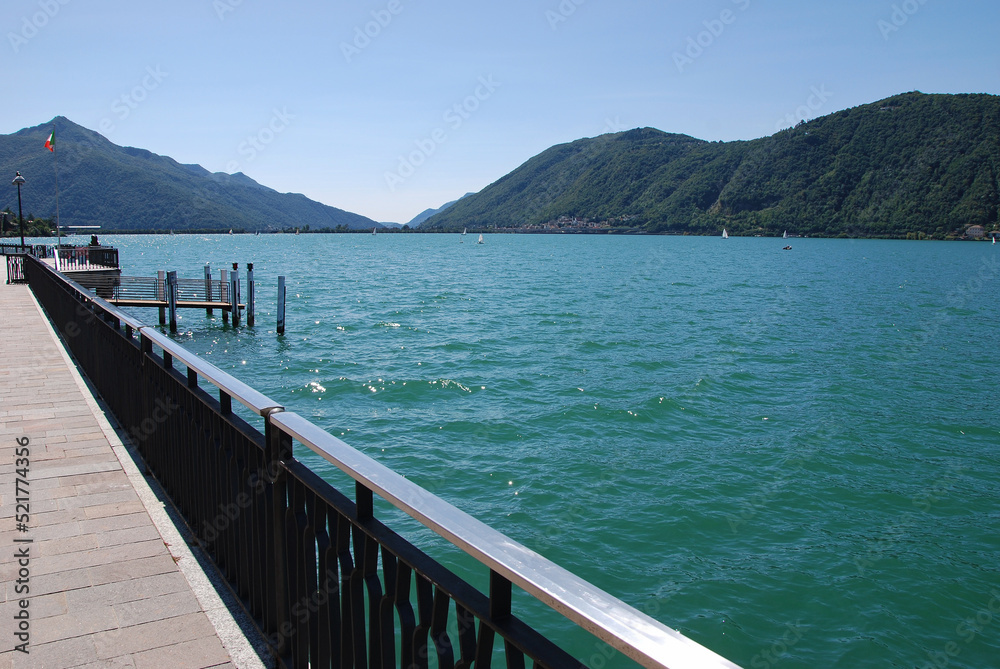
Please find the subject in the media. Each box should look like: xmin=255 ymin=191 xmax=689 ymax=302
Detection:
xmin=53 ymin=129 xmax=62 ymax=248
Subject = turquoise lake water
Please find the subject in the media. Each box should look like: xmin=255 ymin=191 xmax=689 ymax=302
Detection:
xmin=48 ymin=233 xmax=1000 ymax=667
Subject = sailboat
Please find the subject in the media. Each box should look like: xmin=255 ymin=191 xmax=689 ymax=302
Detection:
xmin=372 ymin=227 xmax=377 ymax=235
xmin=460 ymin=228 xmax=466 ymax=243
xmin=993 ymin=235 xmax=997 ymax=245
xmin=477 ymin=233 xmax=484 ymax=244
xmin=722 ymin=229 xmax=729 ymax=239
xmin=783 ymin=230 xmax=788 ymax=239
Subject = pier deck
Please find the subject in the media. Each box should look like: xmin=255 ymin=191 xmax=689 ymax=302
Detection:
xmin=0 ymin=280 xmax=264 ymax=668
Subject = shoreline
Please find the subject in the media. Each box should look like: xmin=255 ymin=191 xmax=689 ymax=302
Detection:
xmin=6 ymin=229 xmax=995 ymax=241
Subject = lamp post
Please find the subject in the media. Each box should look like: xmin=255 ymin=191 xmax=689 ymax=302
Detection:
xmin=12 ymin=171 xmax=25 ymax=249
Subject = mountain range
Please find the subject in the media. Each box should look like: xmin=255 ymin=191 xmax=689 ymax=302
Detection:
xmin=422 ymin=92 xmax=1000 ymax=238
xmin=0 ymin=117 xmax=378 ymax=232
xmin=4 ymin=92 xmax=999 ymax=238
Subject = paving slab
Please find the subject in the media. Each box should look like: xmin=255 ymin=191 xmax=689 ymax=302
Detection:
xmin=0 ymin=279 xmax=268 ymax=669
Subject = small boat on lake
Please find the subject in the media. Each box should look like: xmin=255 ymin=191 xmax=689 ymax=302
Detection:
xmin=477 ymin=234 xmax=484 ymax=244
xmin=722 ymin=229 xmax=729 ymax=239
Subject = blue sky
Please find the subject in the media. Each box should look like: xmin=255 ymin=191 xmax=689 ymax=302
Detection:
xmin=4 ymin=0 xmax=999 ymax=224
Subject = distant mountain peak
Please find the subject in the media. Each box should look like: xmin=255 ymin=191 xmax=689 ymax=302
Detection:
xmin=408 ymin=192 xmax=474 ymax=227
xmin=0 ymin=117 xmax=378 ymax=232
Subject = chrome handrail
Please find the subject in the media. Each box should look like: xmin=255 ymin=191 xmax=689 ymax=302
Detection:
xmin=271 ymin=410 xmax=741 ymax=669
xmin=138 ymin=325 xmax=282 ymax=416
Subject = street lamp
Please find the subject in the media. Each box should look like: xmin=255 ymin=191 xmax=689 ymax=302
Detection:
xmin=12 ymin=171 xmax=25 ymax=249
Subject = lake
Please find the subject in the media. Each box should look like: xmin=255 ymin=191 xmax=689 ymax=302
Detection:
xmin=47 ymin=232 xmax=1000 ymax=668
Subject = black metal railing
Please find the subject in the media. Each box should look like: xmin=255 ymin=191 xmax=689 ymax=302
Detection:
xmin=1 ymin=243 xmax=48 ymax=257
xmin=23 ymin=254 xmax=740 ymax=669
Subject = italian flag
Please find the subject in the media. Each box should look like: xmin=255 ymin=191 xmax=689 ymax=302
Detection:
xmin=44 ymin=129 xmax=54 ymax=152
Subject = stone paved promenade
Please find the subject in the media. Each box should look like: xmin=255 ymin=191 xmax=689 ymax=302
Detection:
xmin=0 ymin=278 xmax=265 ymax=669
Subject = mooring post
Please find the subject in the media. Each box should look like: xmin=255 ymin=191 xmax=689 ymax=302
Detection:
xmin=157 ymin=270 xmax=166 ymax=325
xmin=204 ymin=263 xmax=213 ymax=316
xmin=246 ymin=262 xmax=255 ymax=327
xmin=221 ymin=269 xmax=229 ymax=325
xmin=231 ymin=263 xmax=241 ymax=327
xmin=166 ymin=270 xmax=178 ymax=332
xmin=276 ymin=275 xmax=286 ymax=335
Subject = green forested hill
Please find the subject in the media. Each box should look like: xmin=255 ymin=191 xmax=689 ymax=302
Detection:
xmin=0 ymin=117 xmax=378 ymax=232
xmin=423 ymin=92 xmax=1000 ymax=237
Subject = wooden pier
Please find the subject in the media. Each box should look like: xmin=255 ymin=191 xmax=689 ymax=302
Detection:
xmin=11 ymin=247 xmax=247 ymax=329
xmin=8 ymin=247 xmax=275 ymax=332
xmin=66 ymin=265 xmax=250 ymax=330
xmin=73 ymin=275 xmax=244 ymax=311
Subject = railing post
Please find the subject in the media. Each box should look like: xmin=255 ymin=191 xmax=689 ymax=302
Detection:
xmin=157 ymin=270 xmax=166 ymax=325
xmin=204 ymin=263 xmax=213 ymax=316
xmin=166 ymin=270 xmax=178 ymax=333
xmin=246 ymin=263 xmax=255 ymax=327
xmin=276 ymin=276 xmax=286 ymax=335
xmin=490 ymin=570 xmax=512 ymax=621
xmin=219 ymin=390 xmax=232 ymax=415
xmin=266 ymin=416 xmax=292 ymax=660
xmin=356 ymin=482 xmax=374 ymax=522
